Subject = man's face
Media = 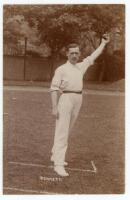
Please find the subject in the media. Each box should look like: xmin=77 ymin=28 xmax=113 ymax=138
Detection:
xmin=67 ymin=47 xmax=80 ymax=65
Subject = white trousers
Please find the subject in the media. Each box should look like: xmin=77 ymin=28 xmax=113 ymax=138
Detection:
xmin=51 ymin=93 xmax=82 ymax=166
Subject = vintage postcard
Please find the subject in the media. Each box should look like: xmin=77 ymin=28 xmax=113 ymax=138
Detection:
xmin=1 ymin=0 xmax=129 ymax=199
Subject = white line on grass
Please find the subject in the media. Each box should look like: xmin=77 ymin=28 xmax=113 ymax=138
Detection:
xmin=12 ymin=97 xmax=17 ymax=100
xmin=85 ymin=89 xmax=124 ymax=96
xmin=91 ymin=161 xmax=97 ymax=173
xmin=8 ymin=161 xmax=53 ymax=169
xmin=3 ymin=113 xmax=8 ymax=115
xmin=4 ymin=86 xmax=124 ymax=96
xmin=3 ymin=187 xmax=57 ymax=194
xmin=8 ymin=160 xmax=97 ymax=173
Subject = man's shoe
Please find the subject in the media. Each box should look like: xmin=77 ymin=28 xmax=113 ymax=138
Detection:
xmin=51 ymin=156 xmax=68 ymax=166
xmin=54 ymin=166 xmax=69 ymax=177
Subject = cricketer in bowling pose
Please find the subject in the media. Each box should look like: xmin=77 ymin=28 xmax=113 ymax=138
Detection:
xmin=50 ymin=34 xmax=110 ymax=176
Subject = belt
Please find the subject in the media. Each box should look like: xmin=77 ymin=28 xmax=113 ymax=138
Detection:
xmin=63 ymin=91 xmax=82 ymax=94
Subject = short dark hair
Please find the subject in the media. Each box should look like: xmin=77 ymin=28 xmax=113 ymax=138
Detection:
xmin=66 ymin=43 xmax=80 ymax=52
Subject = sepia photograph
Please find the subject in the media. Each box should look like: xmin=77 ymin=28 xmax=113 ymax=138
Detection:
xmin=3 ymin=4 xmax=125 ymax=194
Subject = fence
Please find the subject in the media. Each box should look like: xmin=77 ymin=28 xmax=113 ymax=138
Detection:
xmin=3 ymin=55 xmax=101 ymax=82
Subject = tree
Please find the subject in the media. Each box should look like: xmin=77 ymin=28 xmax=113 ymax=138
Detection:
xmin=3 ymin=5 xmax=41 ymax=55
xmin=4 ymin=5 xmax=124 ymax=56
xmin=3 ymin=5 xmax=125 ymax=81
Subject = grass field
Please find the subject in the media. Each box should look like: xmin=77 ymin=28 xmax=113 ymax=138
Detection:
xmin=3 ymin=86 xmax=125 ymax=194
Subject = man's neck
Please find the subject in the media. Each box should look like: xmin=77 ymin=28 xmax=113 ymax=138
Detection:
xmin=67 ymin=60 xmax=77 ymax=65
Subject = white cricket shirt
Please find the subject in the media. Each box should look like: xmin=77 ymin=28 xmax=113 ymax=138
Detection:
xmin=50 ymin=56 xmax=94 ymax=92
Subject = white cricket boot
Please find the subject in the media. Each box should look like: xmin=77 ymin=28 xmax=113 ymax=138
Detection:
xmin=54 ymin=166 xmax=69 ymax=177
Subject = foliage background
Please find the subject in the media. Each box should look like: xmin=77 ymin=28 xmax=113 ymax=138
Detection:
xmin=3 ymin=5 xmax=125 ymax=81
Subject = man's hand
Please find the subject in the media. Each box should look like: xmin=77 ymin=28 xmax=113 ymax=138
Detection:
xmin=102 ymin=33 xmax=110 ymax=44
xmin=52 ymin=106 xmax=59 ymax=119
xmin=90 ymin=33 xmax=110 ymax=61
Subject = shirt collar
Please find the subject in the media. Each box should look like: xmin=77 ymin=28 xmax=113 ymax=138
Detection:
xmin=66 ymin=60 xmax=79 ymax=68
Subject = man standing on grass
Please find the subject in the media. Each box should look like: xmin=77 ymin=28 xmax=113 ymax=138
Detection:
xmin=50 ymin=34 xmax=110 ymax=176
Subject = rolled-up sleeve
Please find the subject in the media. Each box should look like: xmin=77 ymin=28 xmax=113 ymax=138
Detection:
xmin=81 ymin=55 xmax=94 ymax=75
xmin=50 ymin=68 xmax=62 ymax=92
